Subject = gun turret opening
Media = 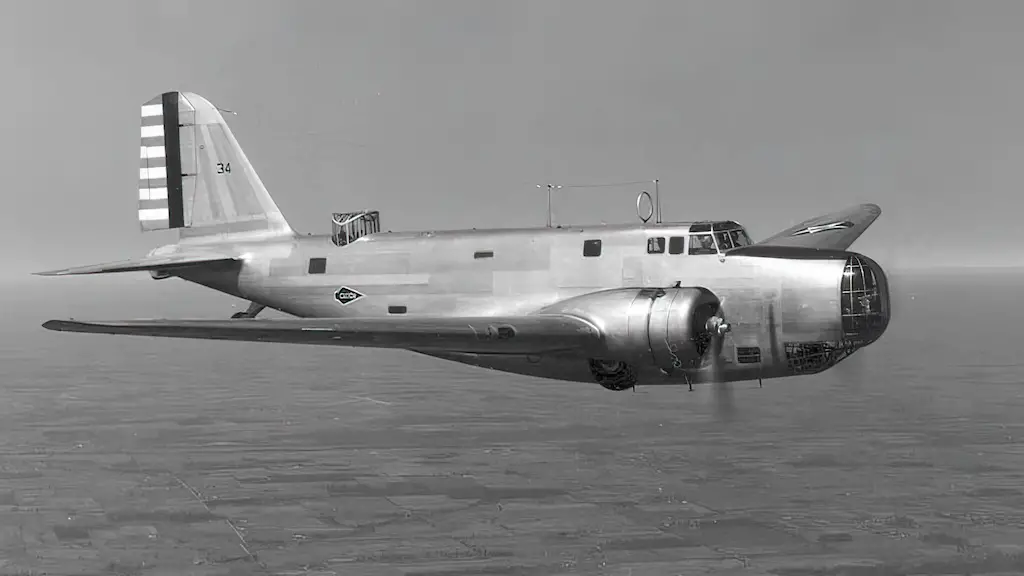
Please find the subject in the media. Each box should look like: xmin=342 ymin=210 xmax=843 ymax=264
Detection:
xmin=332 ymin=211 xmax=381 ymax=246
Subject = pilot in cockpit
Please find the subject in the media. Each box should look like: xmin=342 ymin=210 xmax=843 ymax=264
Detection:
xmin=715 ymin=232 xmax=734 ymax=251
xmin=729 ymin=229 xmax=751 ymax=248
xmin=690 ymin=234 xmax=716 ymax=255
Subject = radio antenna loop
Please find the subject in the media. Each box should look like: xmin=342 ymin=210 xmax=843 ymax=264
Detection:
xmin=636 ymin=190 xmax=654 ymax=223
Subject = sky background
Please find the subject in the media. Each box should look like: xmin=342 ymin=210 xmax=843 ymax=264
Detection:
xmin=3 ymin=0 xmax=1023 ymax=282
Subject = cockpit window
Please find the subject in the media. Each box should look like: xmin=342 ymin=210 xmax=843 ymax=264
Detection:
xmin=688 ymin=233 xmax=717 ymax=255
xmin=714 ymin=231 xmax=734 ymax=251
xmin=729 ymin=229 xmax=752 ymax=248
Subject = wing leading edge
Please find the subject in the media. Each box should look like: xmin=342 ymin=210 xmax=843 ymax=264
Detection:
xmin=757 ymin=203 xmax=881 ymax=251
xmin=41 ymin=314 xmax=602 ymax=355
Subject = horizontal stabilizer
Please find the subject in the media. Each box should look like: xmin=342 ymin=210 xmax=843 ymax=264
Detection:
xmin=41 ymin=314 xmax=601 ymax=355
xmin=33 ymin=253 xmax=237 ymax=276
xmin=758 ymin=203 xmax=881 ymax=251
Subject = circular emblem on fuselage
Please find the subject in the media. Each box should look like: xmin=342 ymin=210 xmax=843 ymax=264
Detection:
xmin=334 ymin=286 xmax=365 ymax=306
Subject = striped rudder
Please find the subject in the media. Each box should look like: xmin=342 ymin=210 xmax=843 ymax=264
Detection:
xmin=136 ymin=91 xmax=293 ymax=239
xmin=139 ymin=93 xmax=181 ymax=230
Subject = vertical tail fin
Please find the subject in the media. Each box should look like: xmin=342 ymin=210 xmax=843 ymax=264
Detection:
xmin=138 ymin=91 xmax=294 ymax=240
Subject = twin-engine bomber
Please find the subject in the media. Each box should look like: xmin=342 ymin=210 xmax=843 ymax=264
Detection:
xmin=38 ymin=91 xmax=891 ymax=396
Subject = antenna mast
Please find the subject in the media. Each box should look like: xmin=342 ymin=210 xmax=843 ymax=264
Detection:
xmin=654 ymin=179 xmax=661 ymax=224
xmin=537 ymin=184 xmax=562 ymax=227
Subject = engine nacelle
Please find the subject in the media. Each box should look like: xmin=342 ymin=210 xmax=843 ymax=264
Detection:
xmin=541 ymin=287 xmax=725 ymax=388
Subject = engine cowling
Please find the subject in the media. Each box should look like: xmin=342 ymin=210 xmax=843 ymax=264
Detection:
xmin=541 ymin=287 xmax=726 ymax=388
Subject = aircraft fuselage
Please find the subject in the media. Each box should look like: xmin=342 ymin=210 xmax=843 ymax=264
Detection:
xmin=172 ymin=222 xmax=890 ymax=387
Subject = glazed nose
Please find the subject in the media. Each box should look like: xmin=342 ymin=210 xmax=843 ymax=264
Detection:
xmin=840 ymin=254 xmax=890 ymax=343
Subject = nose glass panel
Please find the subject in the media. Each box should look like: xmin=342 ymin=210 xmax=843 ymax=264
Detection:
xmin=840 ymin=255 xmax=889 ymax=342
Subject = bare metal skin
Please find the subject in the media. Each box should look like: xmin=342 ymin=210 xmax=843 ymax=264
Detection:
xmin=38 ymin=92 xmax=891 ymax=392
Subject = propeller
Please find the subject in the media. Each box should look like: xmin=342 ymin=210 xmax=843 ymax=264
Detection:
xmin=693 ymin=299 xmax=736 ymax=421
xmin=707 ymin=324 xmax=737 ymax=421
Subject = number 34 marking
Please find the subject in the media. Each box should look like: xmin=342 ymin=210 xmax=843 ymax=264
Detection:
xmin=216 ymin=162 xmax=232 ymax=174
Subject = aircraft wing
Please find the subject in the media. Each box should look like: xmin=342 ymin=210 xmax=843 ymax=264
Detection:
xmin=757 ymin=203 xmax=881 ymax=251
xmin=41 ymin=314 xmax=602 ymax=355
xmin=33 ymin=252 xmax=238 ymax=276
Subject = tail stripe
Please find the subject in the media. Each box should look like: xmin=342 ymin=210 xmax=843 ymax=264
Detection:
xmin=138 ymin=95 xmax=170 ymax=230
xmin=140 ymin=125 xmax=164 ymax=138
xmin=140 ymin=104 xmax=163 ymax=117
xmin=139 ymin=187 xmax=168 ymax=201
xmin=139 ymin=208 xmax=169 ymax=221
xmin=140 ymin=146 xmax=165 ymax=159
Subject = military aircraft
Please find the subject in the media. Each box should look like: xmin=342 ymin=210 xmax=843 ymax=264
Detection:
xmin=38 ymin=91 xmax=891 ymax=396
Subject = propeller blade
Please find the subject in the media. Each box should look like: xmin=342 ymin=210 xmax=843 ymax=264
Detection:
xmin=701 ymin=301 xmax=736 ymax=422
xmin=708 ymin=333 xmax=736 ymax=421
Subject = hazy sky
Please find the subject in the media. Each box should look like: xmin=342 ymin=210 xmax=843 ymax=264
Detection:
xmin=4 ymin=0 xmax=1023 ymax=280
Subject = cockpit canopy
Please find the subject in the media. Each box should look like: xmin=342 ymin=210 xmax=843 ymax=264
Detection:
xmin=332 ymin=210 xmax=381 ymax=246
xmin=687 ymin=221 xmax=753 ymax=255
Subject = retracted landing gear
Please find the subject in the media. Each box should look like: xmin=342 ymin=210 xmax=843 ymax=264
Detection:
xmin=231 ymin=302 xmax=266 ymax=319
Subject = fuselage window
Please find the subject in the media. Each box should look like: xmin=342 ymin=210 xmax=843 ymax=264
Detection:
xmin=474 ymin=251 xmax=494 ymax=259
xmin=715 ymin=231 xmax=734 ymax=251
xmin=308 ymin=257 xmax=327 ymax=274
xmin=388 ymin=305 xmax=407 ymax=314
xmin=688 ymin=234 xmax=716 ymax=255
xmin=647 ymin=237 xmax=665 ymax=254
xmin=668 ymin=236 xmax=686 ymax=255
xmin=583 ymin=239 xmax=602 ymax=257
